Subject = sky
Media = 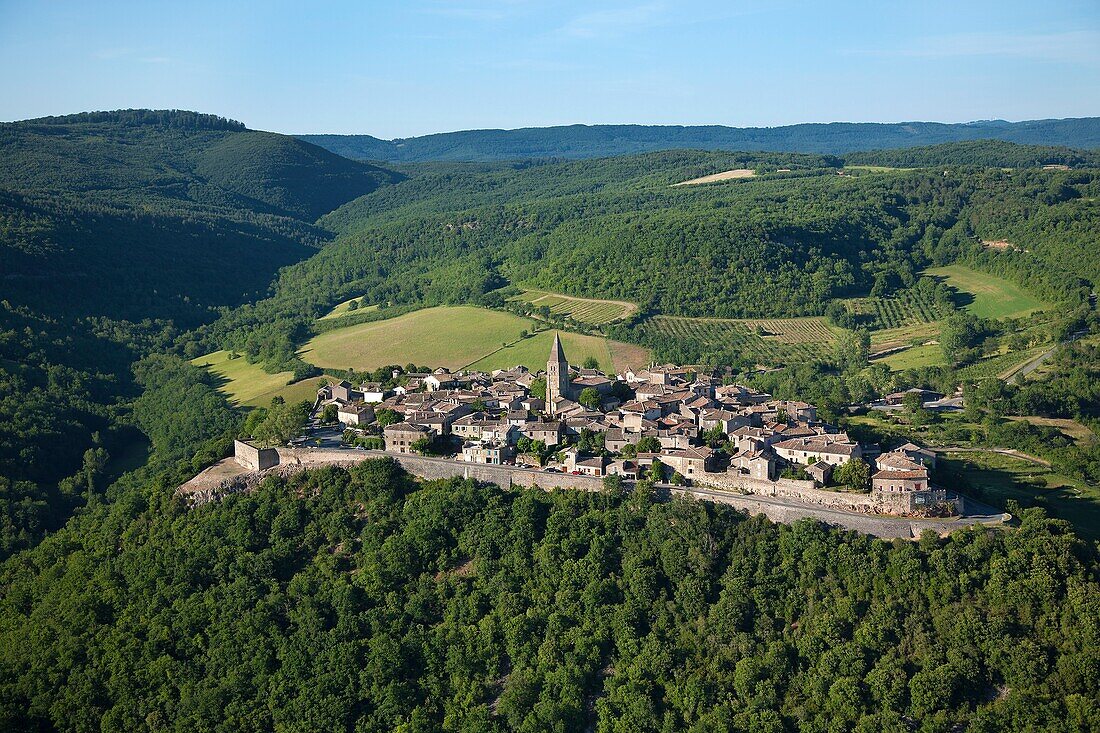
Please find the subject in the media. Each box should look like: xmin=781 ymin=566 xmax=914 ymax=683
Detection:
xmin=1 ymin=0 xmax=1098 ymax=137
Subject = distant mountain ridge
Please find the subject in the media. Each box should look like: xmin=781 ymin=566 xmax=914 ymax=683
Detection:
xmin=299 ymin=117 xmax=1100 ymax=162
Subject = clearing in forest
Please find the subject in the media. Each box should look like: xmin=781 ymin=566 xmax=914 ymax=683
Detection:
xmin=512 ymin=289 xmax=637 ymax=325
xmin=192 ymin=350 xmax=336 ymax=407
xmin=318 ymin=296 xmax=378 ymax=321
xmin=672 ymin=168 xmax=756 ymax=186
xmin=923 ymin=265 xmax=1049 ymax=319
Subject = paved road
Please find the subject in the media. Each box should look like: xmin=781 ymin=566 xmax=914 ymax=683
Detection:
xmin=1008 ymin=347 xmax=1057 ymax=384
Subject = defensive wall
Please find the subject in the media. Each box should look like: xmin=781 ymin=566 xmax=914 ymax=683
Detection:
xmin=181 ymin=445 xmax=1005 ymax=539
xmin=695 ymin=473 xmax=928 ymax=515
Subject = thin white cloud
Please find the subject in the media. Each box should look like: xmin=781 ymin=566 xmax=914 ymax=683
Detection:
xmin=853 ymin=30 xmax=1100 ymax=65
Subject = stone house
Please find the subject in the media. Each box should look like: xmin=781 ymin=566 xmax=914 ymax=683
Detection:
xmin=727 ymin=450 xmax=774 ymax=480
xmin=805 ymin=461 xmax=833 ymax=486
xmin=659 ymin=446 xmax=717 ymax=481
xmin=519 ymin=420 xmax=563 ymax=447
xmin=773 ymin=436 xmax=862 ymax=467
xmin=331 ymin=380 xmax=363 ymax=403
xmin=461 ymin=440 xmax=514 ymax=465
xmin=360 ymin=382 xmax=390 ymax=403
xmin=337 ymin=402 xmax=375 ymax=426
xmin=384 ymin=423 xmax=435 ymax=454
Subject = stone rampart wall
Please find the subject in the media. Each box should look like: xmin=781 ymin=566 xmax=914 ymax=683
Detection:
xmin=184 ymin=447 xmax=996 ymax=539
xmin=695 ymin=472 xmax=924 ymax=515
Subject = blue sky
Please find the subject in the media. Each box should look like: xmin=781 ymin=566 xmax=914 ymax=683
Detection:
xmin=1 ymin=0 xmax=1097 ymax=137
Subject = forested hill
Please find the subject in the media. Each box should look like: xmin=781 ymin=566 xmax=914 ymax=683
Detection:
xmin=3 ymin=110 xmax=400 ymax=221
xmin=0 ymin=110 xmax=402 ymax=555
xmin=0 ymin=109 xmax=403 ymax=322
xmin=299 ymin=117 xmax=1100 ymax=162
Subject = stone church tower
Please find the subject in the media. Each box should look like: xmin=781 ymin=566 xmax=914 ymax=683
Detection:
xmin=546 ymin=333 xmax=570 ymax=416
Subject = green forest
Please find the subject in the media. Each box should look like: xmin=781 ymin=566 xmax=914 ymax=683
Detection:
xmin=299 ymin=117 xmax=1100 ymax=162
xmin=2 ymin=110 xmax=1100 ymax=732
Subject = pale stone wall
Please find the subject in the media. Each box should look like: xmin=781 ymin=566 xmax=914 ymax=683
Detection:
xmin=186 ymin=447 xmax=990 ymax=539
xmin=693 ymin=472 xmax=947 ymax=516
xmin=234 ymin=440 xmax=279 ymax=471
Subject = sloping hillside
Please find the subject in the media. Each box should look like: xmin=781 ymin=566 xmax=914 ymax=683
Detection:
xmin=0 ymin=109 xmax=403 ymax=320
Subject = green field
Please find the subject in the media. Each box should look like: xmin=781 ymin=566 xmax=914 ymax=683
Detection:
xmin=318 ymin=297 xmax=378 ymax=321
xmin=877 ymin=343 xmax=945 ymax=371
xmin=469 ymin=330 xmax=649 ymax=374
xmin=938 ymin=451 xmax=1100 ymax=540
xmin=869 ymin=321 xmax=942 ymax=352
xmin=192 ymin=350 xmax=332 ymax=407
xmin=300 ymin=306 xmax=650 ymax=372
xmin=644 ymin=315 xmax=840 ymax=365
xmin=510 ymin=289 xmax=637 ymax=325
xmin=924 ymin=265 xmax=1048 ymax=319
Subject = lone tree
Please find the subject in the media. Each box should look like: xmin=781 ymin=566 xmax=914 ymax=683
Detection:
xmin=583 ymin=355 xmax=600 ymax=370
xmin=834 ymin=458 xmax=871 ymax=492
xmin=578 ymin=387 xmax=601 ymax=409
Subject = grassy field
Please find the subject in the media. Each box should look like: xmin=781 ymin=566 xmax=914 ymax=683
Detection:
xmin=468 ymin=331 xmax=649 ymax=374
xmin=938 ymin=451 xmax=1100 ymax=540
xmin=877 ymin=343 xmax=946 ymax=371
xmin=300 ymin=306 xmax=650 ymax=373
xmin=646 ymin=315 xmax=841 ymax=365
xmin=870 ymin=321 xmax=941 ymax=352
xmin=511 ymin=289 xmax=637 ymax=325
xmin=923 ymin=265 xmax=1048 ymax=319
xmin=192 ymin=350 xmax=333 ymax=407
xmin=318 ymin=297 xmax=378 ymax=321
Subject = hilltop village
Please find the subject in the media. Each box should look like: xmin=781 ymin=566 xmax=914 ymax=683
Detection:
xmin=260 ymin=334 xmax=955 ymax=518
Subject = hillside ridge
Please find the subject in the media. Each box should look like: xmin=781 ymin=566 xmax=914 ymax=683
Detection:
xmin=299 ymin=117 xmax=1100 ymax=162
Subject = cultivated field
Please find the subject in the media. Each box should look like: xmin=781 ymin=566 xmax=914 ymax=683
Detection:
xmin=512 ymin=289 xmax=637 ymax=325
xmin=846 ymin=290 xmax=947 ymax=330
xmin=672 ymin=168 xmax=756 ymax=186
xmin=318 ymin=297 xmax=378 ymax=321
xmin=300 ymin=306 xmax=650 ymax=373
xmin=876 ymin=343 xmax=945 ymax=371
xmin=192 ymin=350 xmax=335 ymax=407
xmin=924 ymin=265 xmax=1048 ymax=319
xmin=869 ymin=321 xmax=942 ymax=353
xmin=648 ymin=316 xmax=840 ymax=364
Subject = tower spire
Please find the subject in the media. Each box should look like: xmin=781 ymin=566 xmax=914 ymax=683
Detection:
xmin=546 ymin=332 xmax=570 ymax=416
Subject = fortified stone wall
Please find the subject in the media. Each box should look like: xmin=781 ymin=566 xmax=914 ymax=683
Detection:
xmin=669 ymin=488 xmax=962 ymax=539
xmin=185 ymin=447 xmax=995 ymax=538
xmin=234 ymin=440 xmax=279 ymax=471
xmin=695 ymin=472 xmax=930 ymax=516
xmin=273 ymin=448 xmax=608 ymax=493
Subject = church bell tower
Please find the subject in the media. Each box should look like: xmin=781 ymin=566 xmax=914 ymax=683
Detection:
xmin=546 ymin=333 xmax=570 ymax=416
